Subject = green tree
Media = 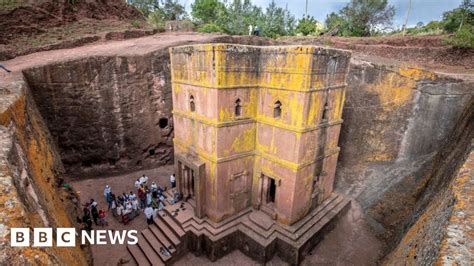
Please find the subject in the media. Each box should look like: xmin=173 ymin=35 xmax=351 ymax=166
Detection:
xmin=129 ymin=0 xmax=160 ymax=17
xmin=296 ymin=15 xmax=319 ymax=36
xmin=443 ymin=0 xmax=473 ymax=33
xmin=161 ymin=0 xmax=187 ymax=20
xmin=443 ymin=0 xmax=474 ymax=48
xmin=198 ymin=23 xmax=224 ymax=33
xmin=218 ymin=0 xmax=259 ymax=35
xmin=129 ymin=0 xmax=186 ymax=22
xmin=325 ymin=0 xmax=395 ymax=36
xmin=445 ymin=25 xmax=474 ymax=48
xmin=191 ymin=0 xmax=227 ymax=24
xmin=260 ymin=0 xmax=295 ymax=38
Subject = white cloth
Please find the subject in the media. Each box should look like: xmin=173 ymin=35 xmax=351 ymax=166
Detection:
xmin=132 ymin=200 xmax=139 ymax=210
xmin=144 ymin=207 xmax=154 ymax=219
xmin=151 ymin=183 xmax=158 ymax=190
xmin=104 ymin=187 xmax=111 ymax=196
xmin=170 ymin=175 xmax=176 ymax=183
xmin=135 ymin=180 xmax=141 ymax=188
xmin=140 ymin=175 xmax=148 ymax=184
xmin=146 ymin=193 xmax=152 ymax=205
xmin=116 ymin=206 xmax=123 ymax=216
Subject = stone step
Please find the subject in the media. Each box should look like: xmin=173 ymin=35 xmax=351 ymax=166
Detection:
xmin=149 ymin=224 xmax=175 ymax=252
xmin=294 ymin=196 xmax=346 ymax=240
xmin=160 ymin=210 xmax=186 ymax=238
xmin=248 ymin=211 xmax=275 ymax=231
xmin=187 ymin=198 xmax=196 ymax=208
xmin=137 ymin=234 xmax=164 ymax=265
xmin=163 ymin=189 xmax=174 ymax=198
xmin=127 ymin=245 xmax=151 ymax=266
xmin=162 ymin=198 xmax=170 ymax=206
xmin=260 ymin=204 xmax=277 ymax=220
xmin=297 ymin=198 xmax=351 ymax=245
xmin=154 ymin=215 xmax=181 ymax=247
xmin=142 ymin=229 xmax=173 ymax=263
xmin=280 ymin=193 xmax=339 ymax=234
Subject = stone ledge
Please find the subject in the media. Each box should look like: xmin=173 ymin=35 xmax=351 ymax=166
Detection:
xmin=168 ymin=193 xmax=351 ymax=264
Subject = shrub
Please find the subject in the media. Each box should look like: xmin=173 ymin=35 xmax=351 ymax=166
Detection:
xmin=131 ymin=20 xmax=142 ymax=29
xmin=148 ymin=11 xmax=166 ymax=31
xmin=198 ymin=23 xmax=224 ymax=33
xmin=444 ymin=25 xmax=474 ymax=48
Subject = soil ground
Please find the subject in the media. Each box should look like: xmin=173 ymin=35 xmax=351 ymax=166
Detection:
xmin=280 ymin=35 xmax=474 ymax=76
xmin=0 ymin=18 xmax=153 ymax=60
xmin=0 ymin=0 xmax=147 ymax=60
xmin=1 ymin=33 xmax=472 ymax=85
xmin=70 ymin=166 xmax=383 ymax=266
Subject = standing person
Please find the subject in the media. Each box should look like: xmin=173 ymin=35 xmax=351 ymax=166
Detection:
xmin=140 ymin=174 xmax=148 ymax=185
xmin=146 ymin=187 xmax=152 ymax=206
xmin=254 ymin=26 xmax=260 ymax=36
xmin=98 ymin=209 xmax=108 ymax=227
xmin=151 ymin=181 xmax=158 ymax=192
xmin=110 ymin=195 xmax=117 ymax=216
xmin=122 ymin=192 xmax=129 ymax=202
xmin=170 ymin=174 xmax=176 ymax=188
xmin=82 ymin=207 xmax=92 ymax=231
xmin=138 ymin=187 xmax=146 ymax=209
xmin=151 ymin=195 xmax=159 ymax=209
xmin=248 ymin=24 xmax=253 ymax=36
xmin=0 ymin=64 xmax=11 ymax=73
xmin=129 ymin=191 xmax=136 ymax=202
xmin=144 ymin=205 xmax=154 ymax=225
xmin=132 ymin=197 xmax=139 ymax=213
xmin=134 ymin=178 xmax=141 ymax=189
xmin=90 ymin=200 xmax=99 ymax=226
xmin=106 ymin=191 xmax=114 ymax=211
xmin=116 ymin=203 xmax=124 ymax=217
xmin=103 ymin=185 xmax=111 ymax=200
xmin=125 ymin=200 xmax=133 ymax=220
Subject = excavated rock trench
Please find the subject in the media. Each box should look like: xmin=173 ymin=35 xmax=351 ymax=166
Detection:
xmin=1 ymin=35 xmax=472 ymax=265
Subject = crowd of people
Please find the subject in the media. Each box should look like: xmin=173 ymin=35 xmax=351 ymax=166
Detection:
xmin=80 ymin=173 xmax=180 ymax=230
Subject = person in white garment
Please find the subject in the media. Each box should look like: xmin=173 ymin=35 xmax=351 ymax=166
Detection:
xmin=170 ymin=174 xmax=176 ymax=188
xmin=139 ymin=174 xmax=148 ymax=185
xmin=144 ymin=206 xmax=154 ymax=225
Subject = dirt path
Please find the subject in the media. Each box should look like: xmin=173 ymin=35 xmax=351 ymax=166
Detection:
xmin=0 ymin=32 xmax=219 ymax=74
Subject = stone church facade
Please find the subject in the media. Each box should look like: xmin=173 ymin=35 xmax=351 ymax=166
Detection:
xmin=170 ymin=44 xmax=350 ymax=225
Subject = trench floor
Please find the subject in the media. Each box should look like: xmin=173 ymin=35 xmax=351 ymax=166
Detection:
xmin=69 ymin=166 xmax=383 ymax=266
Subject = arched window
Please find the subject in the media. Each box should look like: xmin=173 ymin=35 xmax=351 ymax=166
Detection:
xmin=235 ymin=98 xmax=242 ymax=117
xmin=190 ymin=95 xmax=195 ymax=112
xmin=273 ymin=100 xmax=282 ymax=118
xmin=322 ymin=102 xmax=329 ymax=122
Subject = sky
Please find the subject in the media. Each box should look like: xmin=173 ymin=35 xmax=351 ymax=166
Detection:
xmin=180 ymin=0 xmax=463 ymax=28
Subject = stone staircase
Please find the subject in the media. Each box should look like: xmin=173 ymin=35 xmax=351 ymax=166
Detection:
xmin=127 ymin=190 xmax=187 ymax=266
xmin=127 ymin=191 xmax=351 ymax=265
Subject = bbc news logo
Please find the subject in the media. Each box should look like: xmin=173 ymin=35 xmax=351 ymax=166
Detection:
xmin=11 ymin=228 xmax=138 ymax=247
